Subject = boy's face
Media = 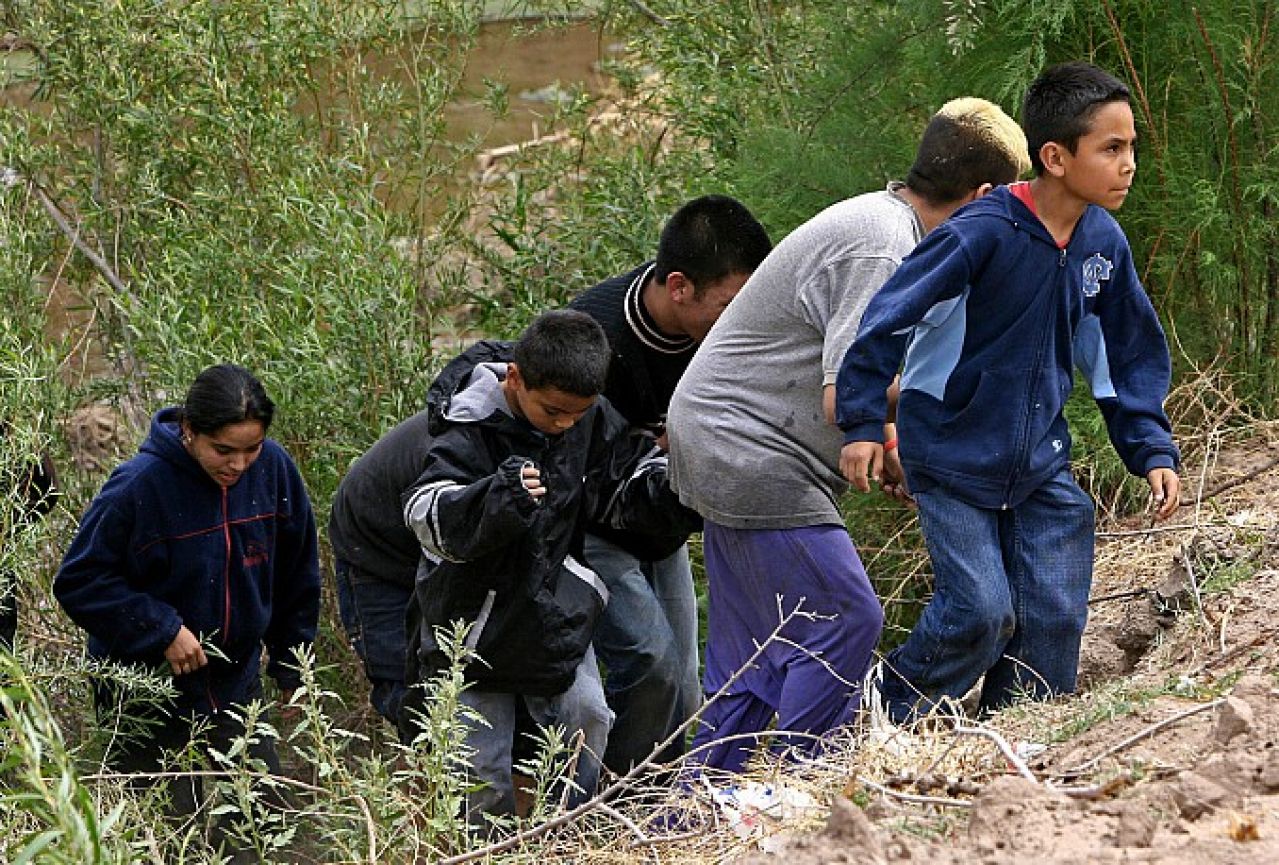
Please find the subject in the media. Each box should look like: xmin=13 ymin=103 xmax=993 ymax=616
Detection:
xmin=669 ymin=271 xmax=750 ymax=342
xmin=505 ymin=365 xmax=597 ymax=436
xmin=1056 ymin=100 xmax=1138 ymax=210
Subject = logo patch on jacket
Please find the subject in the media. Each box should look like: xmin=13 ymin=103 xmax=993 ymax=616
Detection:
xmin=1081 ymin=253 xmax=1113 ymax=297
xmin=243 ymin=541 xmax=269 ymax=568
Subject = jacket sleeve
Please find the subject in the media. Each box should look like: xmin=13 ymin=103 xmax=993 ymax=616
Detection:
xmin=835 ymin=225 xmax=974 ymax=441
xmin=402 ymin=427 xmax=539 ymax=564
xmin=53 ymin=490 xmax=184 ymax=659
xmin=1079 ymin=244 xmax=1180 ymax=476
xmin=263 ymin=452 xmax=322 ymax=690
xmin=586 ymin=413 xmax=702 ymax=537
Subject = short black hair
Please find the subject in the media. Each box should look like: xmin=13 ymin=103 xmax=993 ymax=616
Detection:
xmin=513 ymin=310 xmax=610 ymax=397
xmin=907 ymin=98 xmax=1030 ymax=204
xmin=653 ymin=195 xmax=772 ymax=294
xmin=181 ymin=364 xmax=275 ymax=434
xmin=1023 ymin=61 xmax=1131 ymax=176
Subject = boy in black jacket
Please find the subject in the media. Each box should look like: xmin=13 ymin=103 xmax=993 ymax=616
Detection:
xmin=400 ymin=310 xmax=697 ymax=830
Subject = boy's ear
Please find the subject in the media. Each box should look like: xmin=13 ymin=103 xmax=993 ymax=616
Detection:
xmin=505 ymin=362 xmax=523 ymax=389
xmin=665 ymin=271 xmax=695 ymax=303
xmin=969 ymin=182 xmax=995 ymax=202
xmin=1040 ymin=141 xmax=1068 ymax=178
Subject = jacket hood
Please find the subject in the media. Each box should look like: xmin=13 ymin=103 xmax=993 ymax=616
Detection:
xmin=959 ymin=185 xmax=1106 ymax=249
xmin=426 ymin=340 xmax=513 ymax=435
xmin=140 ymin=407 xmax=217 ymax=484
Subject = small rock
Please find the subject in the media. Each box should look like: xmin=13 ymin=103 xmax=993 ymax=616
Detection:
xmin=885 ymin=838 xmax=912 ymax=859
xmin=1114 ymin=600 xmax=1162 ymax=659
xmin=1113 ymin=805 xmax=1157 ymax=848
xmin=967 ymin=776 xmax=1059 ymax=846
xmin=825 ymin=795 xmax=883 ymax=860
xmin=1171 ymin=771 xmax=1230 ymax=819
xmin=1078 ymin=632 xmax=1130 ymax=687
xmin=1214 ymin=696 xmax=1255 ymax=744
xmin=1258 ymin=753 xmax=1279 ymax=792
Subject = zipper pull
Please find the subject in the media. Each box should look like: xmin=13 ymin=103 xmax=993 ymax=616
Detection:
xmin=1059 ymin=248 xmax=1067 ymax=268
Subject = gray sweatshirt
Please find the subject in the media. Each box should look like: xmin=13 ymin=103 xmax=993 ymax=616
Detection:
xmin=666 ymin=185 xmax=921 ymax=529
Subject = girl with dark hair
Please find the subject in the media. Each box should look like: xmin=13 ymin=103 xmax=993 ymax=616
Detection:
xmin=54 ymin=364 xmax=319 ymax=852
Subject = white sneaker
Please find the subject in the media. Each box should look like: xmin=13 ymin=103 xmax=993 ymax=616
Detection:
xmin=861 ymin=661 xmax=917 ymax=757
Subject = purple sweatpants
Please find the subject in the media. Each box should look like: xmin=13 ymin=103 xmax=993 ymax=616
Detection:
xmin=691 ymin=522 xmax=883 ymax=772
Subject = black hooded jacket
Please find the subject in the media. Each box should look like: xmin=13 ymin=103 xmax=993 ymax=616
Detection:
xmin=401 ymin=341 xmax=699 ymax=702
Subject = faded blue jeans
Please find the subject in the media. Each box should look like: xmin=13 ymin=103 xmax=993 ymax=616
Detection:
xmin=585 ymin=534 xmax=700 ymax=773
xmin=333 ymin=560 xmax=411 ymax=726
xmin=459 ymin=646 xmax=613 ymax=833
xmin=881 ymin=467 xmax=1096 ymax=722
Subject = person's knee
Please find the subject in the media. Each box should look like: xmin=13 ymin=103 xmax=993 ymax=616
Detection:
xmin=939 ymin=586 xmax=1014 ymax=651
xmin=967 ymin=602 xmax=1015 ymax=648
xmin=579 ymin=695 xmax=614 ymax=747
xmin=598 ymin=629 xmax=681 ymax=693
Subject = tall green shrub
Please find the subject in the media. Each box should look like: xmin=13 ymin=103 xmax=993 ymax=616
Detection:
xmin=607 ymin=0 xmax=1279 ymax=402
xmin=0 ymin=0 xmax=490 ymax=511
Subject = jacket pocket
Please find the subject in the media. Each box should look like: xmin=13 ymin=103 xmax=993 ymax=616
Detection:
xmin=929 ymin=368 xmax=1029 ymax=478
xmin=538 ymin=557 xmax=607 ymax=666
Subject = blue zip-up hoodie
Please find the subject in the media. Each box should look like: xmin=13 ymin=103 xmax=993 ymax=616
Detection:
xmin=836 ymin=185 xmax=1179 ymax=509
xmin=55 ymin=408 xmax=321 ymax=714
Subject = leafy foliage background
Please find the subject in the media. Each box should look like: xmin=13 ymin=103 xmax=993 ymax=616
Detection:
xmin=2 ymin=0 xmax=1276 ymax=859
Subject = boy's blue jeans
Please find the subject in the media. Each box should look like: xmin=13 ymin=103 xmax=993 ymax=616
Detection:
xmin=881 ymin=467 xmax=1096 ymax=722
xmin=585 ymin=534 xmax=700 ymax=773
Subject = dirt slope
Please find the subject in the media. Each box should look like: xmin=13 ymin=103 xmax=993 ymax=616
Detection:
xmin=726 ymin=424 xmax=1279 ymax=865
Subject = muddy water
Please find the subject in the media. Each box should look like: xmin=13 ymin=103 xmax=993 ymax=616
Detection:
xmin=445 ymin=19 xmax=613 ymax=151
xmin=6 ymin=19 xmax=613 ymax=380
xmin=4 ymin=20 xmax=613 ymax=151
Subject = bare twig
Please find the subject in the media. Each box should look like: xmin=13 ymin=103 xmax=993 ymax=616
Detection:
xmin=595 ymin=802 xmax=650 ymax=844
xmin=1181 ymin=542 xmax=1213 ymax=636
xmin=1181 ymin=452 xmax=1279 ymax=507
xmin=855 ymin=775 xmax=972 ymax=809
xmin=1087 ymin=588 xmax=1150 ymax=606
xmin=1061 ymin=699 xmax=1224 ymax=776
xmin=626 ymin=0 xmax=670 ymax=27
xmin=26 ymin=174 xmax=144 ymax=403
xmin=1095 ymin=521 xmax=1198 ymax=539
xmin=436 ymin=603 xmax=813 ymax=865
xmin=28 ymin=180 xmax=132 ymax=301
xmin=954 ymin=726 xmax=1037 ymax=784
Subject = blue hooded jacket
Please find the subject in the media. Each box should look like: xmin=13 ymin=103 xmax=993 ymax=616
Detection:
xmin=836 ymin=185 xmax=1179 ymax=509
xmin=55 ymin=408 xmax=321 ymax=714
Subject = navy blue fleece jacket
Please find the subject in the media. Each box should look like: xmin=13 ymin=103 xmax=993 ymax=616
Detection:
xmin=55 ymin=408 xmax=320 ymax=714
xmin=837 ymin=185 xmax=1179 ymax=509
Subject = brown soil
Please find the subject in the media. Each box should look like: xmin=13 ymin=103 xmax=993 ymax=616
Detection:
xmin=679 ymin=423 xmax=1279 ymax=865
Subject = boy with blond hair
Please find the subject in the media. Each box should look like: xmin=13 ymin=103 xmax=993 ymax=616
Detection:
xmin=667 ymin=97 xmax=1029 ymax=771
xmin=838 ymin=62 xmax=1181 ymax=723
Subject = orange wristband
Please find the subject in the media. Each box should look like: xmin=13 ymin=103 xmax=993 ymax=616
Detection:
xmin=883 ymin=438 xmax=899 ymax=452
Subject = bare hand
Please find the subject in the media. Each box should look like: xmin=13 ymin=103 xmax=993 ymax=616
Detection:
xmin=164 ymin=625 xmax=208 ymax=677
xmin=521 ymin=462 xmax=546 ymax=501
xmin=880 ymin=447 xmax=915 ymax=506
xmin=1146 ymin=467 xmax=1180 ymax=521
xmin=840 ymin=441 xmax=882 ymax=493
